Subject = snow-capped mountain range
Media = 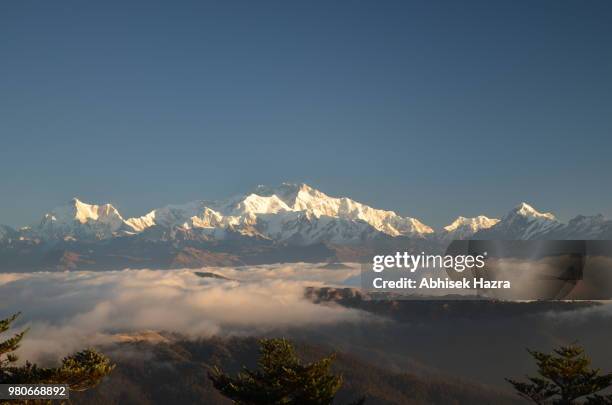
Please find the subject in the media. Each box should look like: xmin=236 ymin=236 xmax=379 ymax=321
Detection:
xmin=2 ymin=183 xmax=611 ymax=245
xmin=21 ymin=198 xmax=130 ymax=241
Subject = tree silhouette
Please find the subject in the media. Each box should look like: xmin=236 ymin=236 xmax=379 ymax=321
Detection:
xmin=506 ymin=344 xmax=612 ymax=404
xmin=0 ymin=312 xmax=115 ymax=403
xmin=209 ymin=338 xmax=364 ymax=405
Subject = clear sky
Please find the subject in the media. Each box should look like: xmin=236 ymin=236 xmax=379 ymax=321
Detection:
xmin=1 ymin=0 xmax=611 ymax=228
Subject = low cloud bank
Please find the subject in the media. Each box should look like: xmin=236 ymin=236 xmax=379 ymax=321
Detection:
xmin=0 ymin=264 xmax=365 ymax=362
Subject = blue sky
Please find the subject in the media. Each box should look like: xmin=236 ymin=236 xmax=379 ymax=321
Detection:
xmin=1 ymin=0 xmax=611 ymax=228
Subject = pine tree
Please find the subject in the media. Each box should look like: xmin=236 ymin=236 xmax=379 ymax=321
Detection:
xmin=0 ymin=312 xmax=115 ymax=402
xmin=506 ymin=344 xmax=612 ymax=404
xmin=209 ymin=338 xmax=364 ymax=405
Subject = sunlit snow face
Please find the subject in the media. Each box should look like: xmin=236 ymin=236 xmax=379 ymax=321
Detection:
xmin=0 ymin=264 xmax=364 ymax=362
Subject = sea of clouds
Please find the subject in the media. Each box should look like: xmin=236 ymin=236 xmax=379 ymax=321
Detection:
xmin=0 ymin=264 xmax=367 ymax=362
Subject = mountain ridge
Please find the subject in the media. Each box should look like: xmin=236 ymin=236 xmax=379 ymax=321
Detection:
xmin=2 ymin=183 xmax=611 ymax=246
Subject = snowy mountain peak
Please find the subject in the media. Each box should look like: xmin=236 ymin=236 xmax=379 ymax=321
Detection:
xmin=443 ymin=215 xmax=500 ymax=232
xmin=473 ymin=202 xmax=561 ymax=240
xmin=504 ymin=202 xmax=557 ymax=221
xmin=260 ymin=183 xmax=434 ymax=236
xmin=548 ymin=214 xmax=612 ymax=239
xmin=232 ymin=193 xmax=292 ymax=215
xmin=28 ymin=198 xmax=131 ymax=240
xmin=69 ymin=198 xmax=124 ymax=224
xmin=509 ymin=202 xmax=556 ymax=221
xmin=251 ymin=182 xmax=320 ymax=208
xmin=441 ymin=215 xmax=499 ymax=240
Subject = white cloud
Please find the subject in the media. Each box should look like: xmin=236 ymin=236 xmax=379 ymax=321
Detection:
xmin=0 ymin=264 xmax=366 ymax=363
